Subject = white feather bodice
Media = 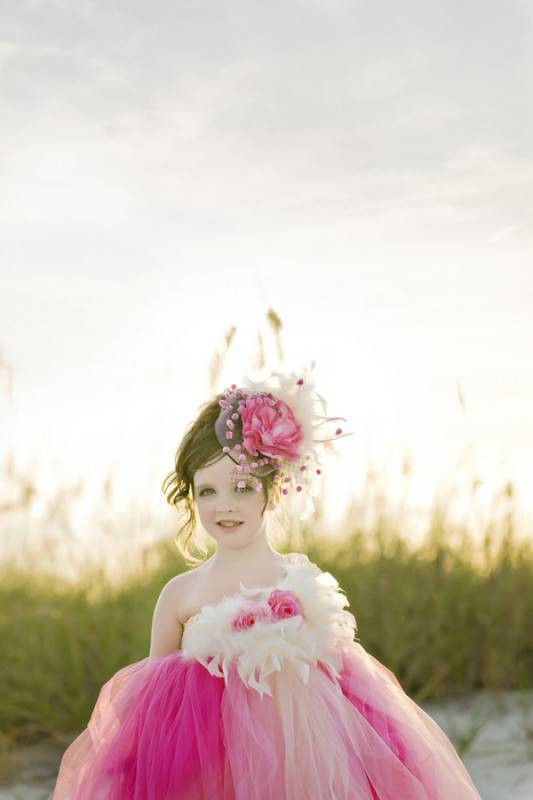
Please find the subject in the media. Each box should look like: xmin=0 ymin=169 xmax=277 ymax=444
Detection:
xmin=180 ymin=552 xmax=357 ymax=697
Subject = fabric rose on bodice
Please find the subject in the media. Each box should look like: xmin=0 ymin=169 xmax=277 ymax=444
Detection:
xmin=240 ymin=396 xmax=303 ymax=461
xmin=268 ymin=589 xmax=304 ymax=621
xmin=231 ymin=589 xmax=304 ymax=632
xmin=231 ymin=601 xmax=272 ymax=632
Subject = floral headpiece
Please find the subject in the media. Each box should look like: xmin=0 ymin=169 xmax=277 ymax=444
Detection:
xmin=214 ymin=361 xmax=351 ymax=518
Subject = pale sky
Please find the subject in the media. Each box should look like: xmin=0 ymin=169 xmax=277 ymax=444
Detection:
xmin=1 ymin=1 xmax=532 ymax=544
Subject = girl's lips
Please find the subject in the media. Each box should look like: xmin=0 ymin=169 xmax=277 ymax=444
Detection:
xmin=217 ymin=521 xmax=243 ymax=529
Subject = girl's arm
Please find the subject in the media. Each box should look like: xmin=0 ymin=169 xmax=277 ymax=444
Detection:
xmin=149 ymin=577 xmax=184 ymax=657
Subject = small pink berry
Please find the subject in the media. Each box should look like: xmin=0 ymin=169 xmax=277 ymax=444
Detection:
xmin=232 ymin=413 xmax=239 ymax=420
xmin=282 ymin=488 xmax=289 ymax=495
xmin=235 ymin=443 xmax=242 ymax=450
xmin=226 ymin=431 xmax=233 ymax=439
xmin=239 ymin=454 xmax=246 ymax=462
xmin=230 ymin=384 xmax=237 ymax=390
xmin=237 ymin=480 xmax=246 ymax=489
xmin=300 ymin=465 xmax=307 ymax=471
xmin=316 ymin=469 xmax=321 ymax=475
xmin=335 ymin=427 xmax=342 ymax=435
xmin=284 ymin=476 xmax=291 ymax=483
xmin=296 ymin=378 xmax=304 ymax=385
xmin=223 ymin=446 xmax=230 ymax=453
xmin=296 ymin=486 xmax=303 ymax=492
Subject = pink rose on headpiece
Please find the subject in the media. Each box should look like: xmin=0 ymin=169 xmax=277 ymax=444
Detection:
xmin=267 ymin=589 xmax=304 ymax=621
xmin=231 ymin=601 xmax=272 ymax=632
xmin=241 ymin=396 xmax=303 ymax=461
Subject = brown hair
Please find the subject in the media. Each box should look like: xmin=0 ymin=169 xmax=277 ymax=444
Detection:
xmin=162 ymin=393 xmax=282 ymax=565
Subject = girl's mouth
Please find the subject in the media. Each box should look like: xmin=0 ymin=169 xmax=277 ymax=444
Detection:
xmin=217 ymin=521 xmax=244 ymax=529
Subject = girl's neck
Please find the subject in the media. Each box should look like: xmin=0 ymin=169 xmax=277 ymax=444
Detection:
xmin=211 ymin=532 xmax=283 ymax=575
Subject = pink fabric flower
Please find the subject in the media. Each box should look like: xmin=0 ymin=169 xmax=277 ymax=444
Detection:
xmin=267 ymin=589 xmax=304 ymax=621
xmin=231 ymin=601 xmax=272 ymax=632
xmin=240 ymin=396 xmax=303 ymax=460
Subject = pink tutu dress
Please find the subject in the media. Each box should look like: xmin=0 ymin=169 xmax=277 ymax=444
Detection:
xmin=53 ymin=552 xmax=481 ymax=799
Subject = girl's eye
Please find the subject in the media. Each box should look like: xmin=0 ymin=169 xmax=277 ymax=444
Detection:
xmin=199 ymin=485 xmax=253 ymax=497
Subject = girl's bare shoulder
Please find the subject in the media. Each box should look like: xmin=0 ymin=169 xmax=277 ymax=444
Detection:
xmin=161 ymin=558 xmax=214 ymax=620
xmin=163 ymin=559 xmax=210 ymax=592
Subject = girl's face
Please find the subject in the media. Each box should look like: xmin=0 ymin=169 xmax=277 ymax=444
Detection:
xmin=193 ymin=452 xmax=273 ymax=548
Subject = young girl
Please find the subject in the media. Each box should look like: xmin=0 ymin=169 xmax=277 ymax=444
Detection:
xmin=53 ymin=365 xmax=481 ymax=799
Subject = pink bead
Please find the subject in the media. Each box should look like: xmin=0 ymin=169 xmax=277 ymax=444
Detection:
xmin=237 ymin=480 xmax=246 ymax=489
xmin=296 ymin=378 xmax=304 ymax=385
xmin=226 ymin=431 xmax=233 ymax=439
xmin=238 ymin=454 xmax=246 ymax=462
xmin=284 ymin=476 xmax=291 ymax=483
xmin=336 ymin=427 xmax=342 ymax=435
xmin=296 ymin=486 xmax=303 ymax=492
xmin=235 ymin=443 xmax=242 ymax=450
xmin=244 ymin=466 xmax=251 ymax=473
xmin=231 ymin=383 xmax=237 ymax=390
xmin=282 ymin=488 xmax=289 ymax=495
xmin=231 ymin=413 xmax=239 ymax=420
xmin=223 ymin=446 xmax=230 ymax=453
xmin=236 ymin=465 xmax=243 ymax=472
xmin=316 ymin=469 xmax=321 ymax=474
xmin=251 ymin=462 xmax=258 ymax=469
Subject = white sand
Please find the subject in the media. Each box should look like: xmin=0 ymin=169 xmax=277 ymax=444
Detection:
xmin=424 ymin=689 xmax=533 ymax=799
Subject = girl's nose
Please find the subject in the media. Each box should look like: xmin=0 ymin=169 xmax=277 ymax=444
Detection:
xmin=216 ymin=497 xmax=236 ymax=513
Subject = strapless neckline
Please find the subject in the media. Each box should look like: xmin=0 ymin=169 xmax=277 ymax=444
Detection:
xmin=182 ymin=552 xmax=310 ymax=630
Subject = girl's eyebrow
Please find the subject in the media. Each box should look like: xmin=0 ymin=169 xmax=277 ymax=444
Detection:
xmin=195 ymin=479 xmax=250 ymax=491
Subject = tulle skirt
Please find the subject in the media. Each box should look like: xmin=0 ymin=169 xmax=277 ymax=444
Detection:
xmin=52 ymin=642 xmax=480 ymax=799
